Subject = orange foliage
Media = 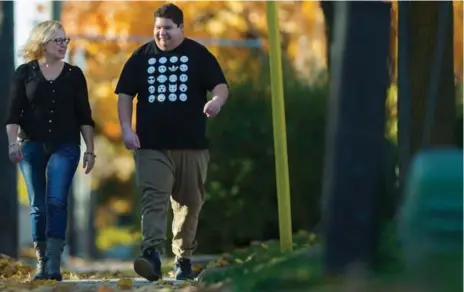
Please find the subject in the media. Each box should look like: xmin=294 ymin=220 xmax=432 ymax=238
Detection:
xmin=59 ymin=1 xmax=327 ymax=184
xmin=61 ymin=1 xmax=327 ymax=142
xmin=58 ymin=1 xmax=462 ymax=187
xmin=61 ymin=1 xmax=462 ymax=145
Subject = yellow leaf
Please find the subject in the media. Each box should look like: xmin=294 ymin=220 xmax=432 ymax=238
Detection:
xmin=117 ymin=277 xmax=133 ymax=289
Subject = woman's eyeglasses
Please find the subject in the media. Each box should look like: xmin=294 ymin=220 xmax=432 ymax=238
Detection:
xmin=49 ymin=38 xmax=70 ymax=45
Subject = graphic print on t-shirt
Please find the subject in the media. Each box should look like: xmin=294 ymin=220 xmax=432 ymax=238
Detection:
xmin=146 ymin=55 xmax=189 ymax=104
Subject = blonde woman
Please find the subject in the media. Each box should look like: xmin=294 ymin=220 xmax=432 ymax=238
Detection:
xmin=4 ymin=20 xmax=96 ymax=281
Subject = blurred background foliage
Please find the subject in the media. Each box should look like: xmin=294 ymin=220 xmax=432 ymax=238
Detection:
xmin=16 ymin=1 xmax=463 ymax=256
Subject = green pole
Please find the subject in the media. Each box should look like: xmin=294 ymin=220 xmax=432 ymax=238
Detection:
xmin=265 ymin=1 xmax=293 ymax=253
xmin=52 ymin=1 xmax=62 ymax=21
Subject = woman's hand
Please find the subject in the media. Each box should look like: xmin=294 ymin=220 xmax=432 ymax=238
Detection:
xmin=83 ymin=151 xmax=96 ymax=174
xmin=8 ymin=143 xmax=22 ymax=163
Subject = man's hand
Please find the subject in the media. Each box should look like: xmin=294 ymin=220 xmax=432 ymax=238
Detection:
xmin=203 ymin=99 xmax=222 ymax=118
xmin=122 ymin=127 xmax=140 ymax=150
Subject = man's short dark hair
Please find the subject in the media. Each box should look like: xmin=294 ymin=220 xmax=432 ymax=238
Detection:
xmin=154 ymin=3 xmax=184 ymax=27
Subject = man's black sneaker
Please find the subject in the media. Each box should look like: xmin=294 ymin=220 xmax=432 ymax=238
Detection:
xmin=133 ymin=248 xmax=162 ymax=281
xmin=174 ymin=257 xmax=195 ymax=280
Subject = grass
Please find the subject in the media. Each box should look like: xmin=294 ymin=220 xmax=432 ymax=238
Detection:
xmin=200 ymin=226 xmax=463 ymax=292
xmin=201 ymin=230 xmax=323 ymax=291
xmin=215 ymin=248 xmax=324 ymax=291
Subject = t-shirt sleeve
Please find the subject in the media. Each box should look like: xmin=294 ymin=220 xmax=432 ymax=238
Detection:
xmin=201 ymin=49 xmax=228 ymax=92
xmin=114 ymin=52 xmax=139 ymax=97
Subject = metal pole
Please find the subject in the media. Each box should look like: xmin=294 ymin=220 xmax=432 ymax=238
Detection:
xmin=52 ymin=1 xmax=62 ymax=21
xmin=265 ymin=1 xmax=293 ymax=253
xmin=0 ymin=1 xmax=19 ymax=258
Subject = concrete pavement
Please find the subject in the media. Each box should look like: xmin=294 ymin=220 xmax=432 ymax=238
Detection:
xmin=65 ymin=277 xmax=189 ymax=289
xmin=66 ymin=255 xmax=217 ymax=273
xmin=60 ymin=256 xmax=215 ymax=290
xmin=10 ymin=255 xmax=217 ymax=290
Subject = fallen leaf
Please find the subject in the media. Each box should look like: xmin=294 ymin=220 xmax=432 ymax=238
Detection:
xmin=117 ymin=278 xmax=133 ymax=289
xmin=97 ymin=286 xmax=115 ymax=292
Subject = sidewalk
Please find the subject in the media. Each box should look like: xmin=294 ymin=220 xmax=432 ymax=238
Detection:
xmin=2 ymin=253 xmax=227 ymax=291
xmin=61 ymin=255 xmax=219 ymax=289
xmin=66 ymin=255 xmax=217 ymax=273
xmin=64 ymin=277 xmax=187 ymax=290
xmin=10 ymin=253 xmax=219 ymax=290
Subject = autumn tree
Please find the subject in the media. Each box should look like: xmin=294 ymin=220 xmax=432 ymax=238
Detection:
xmin=60 ymin=1 xmax=328 ymax=192
xmin=58 ymin=1 xmax=332 ymax=250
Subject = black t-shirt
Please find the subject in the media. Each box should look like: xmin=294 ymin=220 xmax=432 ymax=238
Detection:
xmin=114 ymin=38 xmax=227 ymax=150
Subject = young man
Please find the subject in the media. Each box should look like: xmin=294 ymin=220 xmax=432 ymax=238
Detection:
xmin=115 ymin=3 xmax=229 ymax=281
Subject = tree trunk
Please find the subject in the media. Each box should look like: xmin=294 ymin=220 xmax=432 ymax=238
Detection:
xmin=320 ymin=1 xmax=334 ymax=73
xmin=0 ymin=1 xmax=19 ymax=258
xmin=398 ymin=1 xmax=456 ymax=187
xmin=322 ymin=1 xmax=391 ymax=275
xmin=409 ymin=1 xmax=455 ymax=156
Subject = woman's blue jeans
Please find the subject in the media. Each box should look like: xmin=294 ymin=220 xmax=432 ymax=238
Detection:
xmin=19 ymin=141 xmax=80 ymax=242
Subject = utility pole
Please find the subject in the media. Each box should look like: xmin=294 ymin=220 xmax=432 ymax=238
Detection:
xmin=0 ymin=1 xmax=19 ymax=258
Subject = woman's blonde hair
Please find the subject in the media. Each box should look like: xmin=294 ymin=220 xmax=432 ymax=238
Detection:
xmin=18 ymin=20 xmax=64 ymax=62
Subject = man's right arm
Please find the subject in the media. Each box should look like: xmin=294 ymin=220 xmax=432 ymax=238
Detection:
xmin=117 ymin=93 xmax=134 ymax=132
xmin=115 ymin=53 xmax=138 ymax=132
